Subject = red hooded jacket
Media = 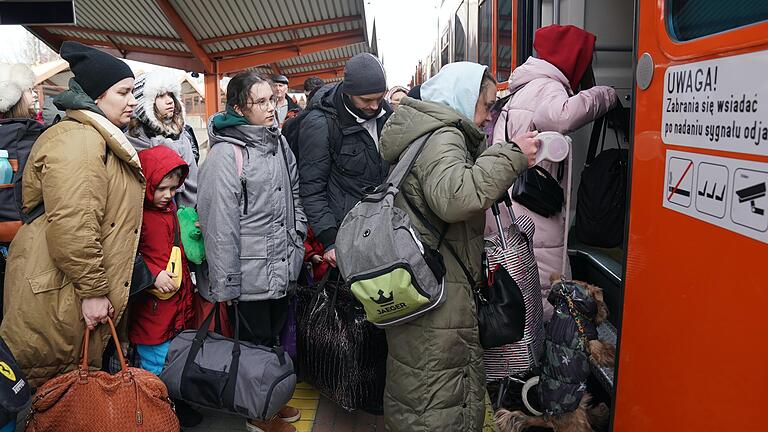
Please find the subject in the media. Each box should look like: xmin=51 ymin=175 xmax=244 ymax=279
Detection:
xmin=129 ymin=145 xmax=195 ymax=345
xmin=533 ymin=25 xmax=596 ymax=92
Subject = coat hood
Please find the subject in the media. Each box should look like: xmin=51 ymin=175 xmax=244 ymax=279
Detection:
xmin=207 ymin=111 xmax=281 ymax=150
xmin=132 ymin=70 xmax=185 ymax=137
xmin=0 ymin=62 xmax=35 ymax=113
xmin=533 ymin=25 xmax=596 ymax=92
xmin=548 ymin=280 xmax=598 ymax=319
xmin=138 ymin=145 xmax=188 ymax=206
xmin=421 ymin=62 xmax=487 ymax=120
xmin=380 ymin=96 xmax=485 ymax=164
xmin=53 ymin=78 xmax=107 ymax=118
xmin=508 ymin=57 xmax=573 ymax=94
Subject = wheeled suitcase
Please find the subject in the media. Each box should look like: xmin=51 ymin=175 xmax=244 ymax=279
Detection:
xmin=483 ymin=194 xmax=545 ymax=380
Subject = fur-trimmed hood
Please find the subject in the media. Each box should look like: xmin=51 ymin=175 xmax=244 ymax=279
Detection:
xmin=0 ymin=63 xmax=35 ymax=113
xmin=132 ymin=70 xmax=185 ymax=137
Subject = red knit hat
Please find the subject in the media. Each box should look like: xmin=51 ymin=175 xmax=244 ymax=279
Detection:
xmin=534 ymin=25 xmax=596 ymax=92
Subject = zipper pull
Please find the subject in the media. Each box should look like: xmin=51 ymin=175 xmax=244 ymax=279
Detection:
xmin=241 ymin=178 xmax=248 ymax=215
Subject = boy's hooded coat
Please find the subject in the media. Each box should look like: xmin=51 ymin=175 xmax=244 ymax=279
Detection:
xmin=129 ymin=145 xmax=194 ymax=346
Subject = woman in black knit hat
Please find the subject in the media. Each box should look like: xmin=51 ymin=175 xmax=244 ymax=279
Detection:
xmin=0 ymin=42 xmax=147 ymax=396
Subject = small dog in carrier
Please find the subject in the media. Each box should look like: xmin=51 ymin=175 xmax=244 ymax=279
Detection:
xmin=495 ymin=278 xmax=615 ymax=432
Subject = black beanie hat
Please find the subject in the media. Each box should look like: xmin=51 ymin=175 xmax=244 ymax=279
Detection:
xmin=59 ymin=41 xmax=134 ymax=100
xmin=342 ymin=53 xmax=387 ymax=96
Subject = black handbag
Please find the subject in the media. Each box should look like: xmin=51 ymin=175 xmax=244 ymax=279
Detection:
xmin=405 ymin=201 xmax=526 ymax=350
xmin=505 ymin=124 xmax=565 ymax=217
xmin=511 ymin=166 xmax=565 ymax=217
xmin=476 ymin=251 xmax=527 ymax=349
xmin=130 ymin=253 xmax=155 ymax=297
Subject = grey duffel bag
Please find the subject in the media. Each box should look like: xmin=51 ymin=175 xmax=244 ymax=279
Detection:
xmin=160 ymin=305 xmax=296 ymax=420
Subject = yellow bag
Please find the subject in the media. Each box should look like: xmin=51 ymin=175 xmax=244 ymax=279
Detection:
xmin=148 ymin=220 xmax=184 ymax=300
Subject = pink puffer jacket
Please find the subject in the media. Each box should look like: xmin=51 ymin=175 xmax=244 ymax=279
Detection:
xmin=486 ymin=57 xmax=617 ymax=321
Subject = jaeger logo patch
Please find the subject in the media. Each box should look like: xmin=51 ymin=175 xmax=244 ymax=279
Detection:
xmin=370 ymin=289 xmax=407 ymax=315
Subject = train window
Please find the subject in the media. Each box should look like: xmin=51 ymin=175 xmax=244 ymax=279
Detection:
xmin=497 ymin=0 xmax=512 ymax=81
xmin=668 ymin=0 xmax=768 ymax=41
xmin=454 ymin=1 xmax=468 ymax=62
xmin=478 ymin=0 xmax=492 ymax=67
xmin=441 ymin=27 xmax=450 ymax=68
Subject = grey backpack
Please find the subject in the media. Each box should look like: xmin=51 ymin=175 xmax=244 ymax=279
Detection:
xmin=336 ymin=132 xmax=447 ymax=327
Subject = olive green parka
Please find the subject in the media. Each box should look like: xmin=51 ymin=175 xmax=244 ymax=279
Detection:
xmin=379 ymin=96 xmax=528 ymax=431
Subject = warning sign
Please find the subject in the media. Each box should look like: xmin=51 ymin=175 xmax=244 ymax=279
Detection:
xmin=664 ymin=150 xmax=768 ymax=243
xmin=662 ymin=50 xmax=768 ymax=156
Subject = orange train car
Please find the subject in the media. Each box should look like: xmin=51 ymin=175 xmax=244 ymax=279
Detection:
xmin=419 ymin=0 xmax=767 ymax=430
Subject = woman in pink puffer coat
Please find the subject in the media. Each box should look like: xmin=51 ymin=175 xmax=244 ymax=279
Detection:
xmin=487 ymin=25 xmax=618 ymax=321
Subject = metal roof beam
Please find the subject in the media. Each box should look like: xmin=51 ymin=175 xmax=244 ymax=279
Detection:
xmin=50 ymin=35 xmax=194 ymax=59
xmin=154 ymin=0 xmax=215 ymax=73
xmin=270 ymin=64 xmax=281 ymax=75
xmin=288 ymin=69 xmax=344 ymax=83
xmin=218 ymin=34 xmax=364 ymax=74
xmin=40 ymin=25 xmax=182 ymax=43
xmin=199 ymin=15 xmax=362 ymax=45
xmin=213 ymin=29 xmax=362 ymax=59
xmin=287 ymin=66 xmax=344 ymax=81
xmin=280 ymin=55 xmax=352 ymax=71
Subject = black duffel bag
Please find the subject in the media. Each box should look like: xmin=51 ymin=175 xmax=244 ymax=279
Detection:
xmin=161 ymin=304 xmax=296 ymax=420
xmin=296 ymin=272 xmax=387 ymax=414
xmin=0 ymin=336 xmax=29 ymax=428
xmin=575 ymin=109 xmax=629 ymax=248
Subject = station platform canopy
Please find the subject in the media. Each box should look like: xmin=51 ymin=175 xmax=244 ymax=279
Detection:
xmin=26 ymin=0 xmax=377 ymax=116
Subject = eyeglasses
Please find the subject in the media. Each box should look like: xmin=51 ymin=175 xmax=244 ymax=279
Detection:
xmin=247 ymin=96 xmax=278 ymax=111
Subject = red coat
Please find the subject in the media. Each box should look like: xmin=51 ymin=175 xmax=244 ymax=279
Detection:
xmin=129 ymin=146 xmax=194 ymax=345
xmin=304 ymin=227 xmax=330 ymax=282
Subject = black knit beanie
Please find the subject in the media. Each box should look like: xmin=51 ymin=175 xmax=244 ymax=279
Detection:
xmin=342 ymin=53 xmax=387 ymax=96
xmin=59 ymin=41 xmax=134 ymax=100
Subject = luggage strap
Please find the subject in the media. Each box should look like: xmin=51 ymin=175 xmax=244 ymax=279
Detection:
xmin=402 ymin=194 xmax=477 ymax=290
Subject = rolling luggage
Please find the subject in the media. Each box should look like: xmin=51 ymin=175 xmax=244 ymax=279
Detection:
xmin=483 ymin=194 xmax=545 ymax=381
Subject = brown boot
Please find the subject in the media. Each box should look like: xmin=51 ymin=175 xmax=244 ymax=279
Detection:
xmin=278 ymin=405 xmax=301 ymax=423
xmin=245 ymin=416 xmax=297 ymax=432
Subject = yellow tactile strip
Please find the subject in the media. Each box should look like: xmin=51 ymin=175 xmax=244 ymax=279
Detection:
xmin=289 ymin=382 xmax=321 ymax=432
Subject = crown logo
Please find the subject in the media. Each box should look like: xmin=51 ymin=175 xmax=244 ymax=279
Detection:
xmin=370 ymin=289 xmax=394 ymax=306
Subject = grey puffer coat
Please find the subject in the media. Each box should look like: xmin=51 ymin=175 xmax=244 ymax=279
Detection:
xmin=197 ymin=118 xmax=307 ymax=302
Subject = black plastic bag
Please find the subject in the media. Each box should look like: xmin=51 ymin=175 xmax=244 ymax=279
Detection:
xmin=296 ymin=272 xmax=387 ymax=414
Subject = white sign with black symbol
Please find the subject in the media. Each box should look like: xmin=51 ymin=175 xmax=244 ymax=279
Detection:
xmin=731 ymin=168 xmax=768 ymax=232
xmin=695 ymin=162 xmax=728 ymax=218
xmin=662 ymin=50 xmax=768 ymax=156
xmin=665 ymin=157 xmax=694 ymax=207
xmin=664 ymin=150 xmax=768 ymax=244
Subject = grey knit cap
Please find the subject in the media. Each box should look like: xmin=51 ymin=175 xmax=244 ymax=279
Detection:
xmin=342 ymin=53 xmax=387 ymax=96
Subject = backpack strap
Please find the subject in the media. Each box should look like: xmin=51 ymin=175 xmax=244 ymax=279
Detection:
xmin=385 ymin=131 xmax=435 ymax=189
xmin=230 ymin=143 xmax=244 ymax=178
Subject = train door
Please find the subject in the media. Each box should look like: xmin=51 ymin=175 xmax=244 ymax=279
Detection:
xmin=614 ymin=1 xmax=768 ymax=430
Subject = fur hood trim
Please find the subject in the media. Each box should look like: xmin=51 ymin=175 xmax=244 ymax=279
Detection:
xmin=132 ymin=70 xmax=185 ymax=137
xmin=0 ymin=63 xmax=35 ymax=113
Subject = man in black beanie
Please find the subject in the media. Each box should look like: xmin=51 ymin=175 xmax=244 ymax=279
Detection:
xmin=296 ymin=53 xmax=392 ymax=267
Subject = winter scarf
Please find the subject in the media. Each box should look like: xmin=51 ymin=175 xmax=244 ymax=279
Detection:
xmin=420 ymin=62 xmax=487 ymax=120
xmin=211 ymin=107 xmax=250 ymax=130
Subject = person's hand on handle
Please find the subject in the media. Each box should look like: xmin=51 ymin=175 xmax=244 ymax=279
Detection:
xmin=154 ymin=270 xmax=176 ymax=293
xmin=323 ymin=249 xmax=337 ymax=268
xmin=82 ymin=296 xmax=114 ymax=330
xmin=512 ymin=131 xmax=541 ymax=167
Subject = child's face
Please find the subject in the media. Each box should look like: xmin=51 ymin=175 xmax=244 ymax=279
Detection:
xmin=153 ymin=175 xmax=179 ymax=208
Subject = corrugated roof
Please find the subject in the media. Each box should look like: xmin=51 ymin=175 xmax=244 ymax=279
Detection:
xmin=26 ymin=0 xmax=374 ymax=76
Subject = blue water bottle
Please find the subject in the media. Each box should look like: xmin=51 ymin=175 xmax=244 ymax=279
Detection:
xmin=0 ymin=150 xmax=13 ymax=184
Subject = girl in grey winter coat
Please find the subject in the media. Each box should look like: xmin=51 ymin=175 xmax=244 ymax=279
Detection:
xmin=128 ymin=70 xmax=199 ymax=208
xmin=197 ymin=71 xmax=306 ymax=432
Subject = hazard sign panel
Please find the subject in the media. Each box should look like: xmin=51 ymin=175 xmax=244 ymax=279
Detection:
xmin=663 ymin=150 xmax=768 ymax=243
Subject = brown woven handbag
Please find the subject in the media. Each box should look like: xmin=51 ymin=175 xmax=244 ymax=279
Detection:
xmin=25 ymin=318 xmax=180 ymax=432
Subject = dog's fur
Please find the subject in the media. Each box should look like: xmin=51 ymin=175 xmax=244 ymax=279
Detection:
xmin=495 ymin=279 xmax=615 ymax=432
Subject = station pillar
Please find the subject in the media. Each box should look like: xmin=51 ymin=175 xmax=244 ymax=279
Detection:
xmin=204 ymin=72 xmax=221 ymax=119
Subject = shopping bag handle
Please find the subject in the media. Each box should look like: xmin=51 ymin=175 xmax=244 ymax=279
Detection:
xmin=80 ymin=317 xmax=128 ymax=373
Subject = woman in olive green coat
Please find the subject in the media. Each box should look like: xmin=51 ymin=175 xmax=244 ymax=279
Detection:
xmin=378 ymin=62 xmax=539 ymax=431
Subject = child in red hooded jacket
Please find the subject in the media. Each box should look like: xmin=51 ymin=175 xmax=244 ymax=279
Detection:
xmin=129 ymin=145 xmax=195 ymax=373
